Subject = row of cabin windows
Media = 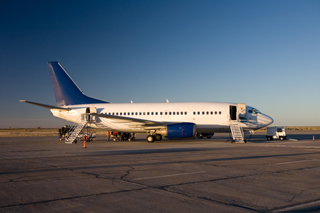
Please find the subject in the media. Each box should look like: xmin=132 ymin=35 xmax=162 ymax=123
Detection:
xmin=106 ymin=111 xmax=188 ymax=116
xmin=104 ymin=111 xmax=222 ymax=116
xmin=193 ymin=111 xmax=221 ymax=115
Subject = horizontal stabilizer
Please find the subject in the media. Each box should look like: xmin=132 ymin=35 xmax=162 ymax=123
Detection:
xmin=19 ymin=100 xmax=71 ymax=111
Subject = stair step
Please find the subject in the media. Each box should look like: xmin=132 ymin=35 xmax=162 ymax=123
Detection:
xmin=230 ymin=120 xmax=244 ymax=142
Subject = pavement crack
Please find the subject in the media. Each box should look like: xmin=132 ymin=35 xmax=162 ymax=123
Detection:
xmin=120 ymin=166 xmax=134 ymax=180
xmin=289 ymin=186 xmax=320 ymax=203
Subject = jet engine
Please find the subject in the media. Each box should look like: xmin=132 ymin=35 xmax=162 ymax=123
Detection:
xmin=156 ymin=123 xmax=196 ymax=139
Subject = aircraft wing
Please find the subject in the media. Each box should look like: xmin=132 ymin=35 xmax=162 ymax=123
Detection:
xmin=19 ymin=100 xmax=71 ymax=111
xmin=91 ymin=113 xmax=172 ymax=129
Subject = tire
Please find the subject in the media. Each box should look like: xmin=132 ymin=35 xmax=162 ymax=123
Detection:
xmin=155 ymin=134 xmax=162 ymax=141
xmin=196 ymin=133 xmax=203 ymax=139
xmin=147 ymin=135 xmax=155 ymax=143
xmin=206 ymin=134 xmax=213 ymax=139
xmin=280 ymin=136 xmax=284 ymax=141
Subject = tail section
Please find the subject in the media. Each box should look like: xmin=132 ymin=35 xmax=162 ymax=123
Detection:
xmin=48 ymin=62 xmax=109 ymax=106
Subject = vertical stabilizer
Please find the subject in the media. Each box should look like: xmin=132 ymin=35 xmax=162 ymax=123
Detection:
xmin=48 ymin=62 xmax=108 ymax=106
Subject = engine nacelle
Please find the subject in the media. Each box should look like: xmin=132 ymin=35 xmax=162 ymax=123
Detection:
xmin=156 ymin=123 xmax=195 ymax=139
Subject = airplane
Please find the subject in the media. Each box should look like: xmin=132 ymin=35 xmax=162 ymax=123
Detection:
xmin=20 ymin=62 xmax=273 ymax=143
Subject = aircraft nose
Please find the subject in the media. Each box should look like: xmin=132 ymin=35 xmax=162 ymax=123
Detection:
xmin=259 ymin=114 xmax=274 ymax=127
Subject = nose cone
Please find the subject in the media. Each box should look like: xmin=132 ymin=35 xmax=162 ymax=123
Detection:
xmin=258 ymin=114 xmax=274 ymax=127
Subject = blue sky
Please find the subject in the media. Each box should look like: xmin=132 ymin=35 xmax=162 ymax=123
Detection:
xmin=1 ymin=0 xmax=320 ymax=128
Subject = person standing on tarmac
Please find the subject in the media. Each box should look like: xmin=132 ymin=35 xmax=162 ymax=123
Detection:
xmin=106 ymin=131 xmax=110 ymax=141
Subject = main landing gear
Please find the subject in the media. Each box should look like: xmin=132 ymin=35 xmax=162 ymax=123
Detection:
xmin=146 ymin=134 xmax=162 ymax=143
xmin=196 ymin=133 xmax=214 ymax=139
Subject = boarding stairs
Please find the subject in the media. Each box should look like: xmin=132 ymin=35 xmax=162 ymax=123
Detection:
xmin=230 ymin=120 xmax=245 ymax=143
xmin=65 ymin=116 xmax=88 ymax=144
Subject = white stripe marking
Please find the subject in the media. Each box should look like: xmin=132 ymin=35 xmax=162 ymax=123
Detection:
xmin=133 ymin=171 xmax=206 ymax=180
xmin=276 ymin=159 xmax=315 ymax=165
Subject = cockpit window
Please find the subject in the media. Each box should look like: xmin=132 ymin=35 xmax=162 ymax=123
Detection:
xmin=249 ymin=109 xmax=260 ymax=114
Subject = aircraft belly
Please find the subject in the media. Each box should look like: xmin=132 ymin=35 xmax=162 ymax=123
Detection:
xmin=196 ymin=124 xmax=230 ymax=133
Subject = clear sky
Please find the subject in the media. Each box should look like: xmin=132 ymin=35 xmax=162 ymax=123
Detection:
xmin=1 ymin=0 xmax=320 ymax=128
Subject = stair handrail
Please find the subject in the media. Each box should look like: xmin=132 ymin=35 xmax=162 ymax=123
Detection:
xmin=229 ymin=119 xmax=244 ymax=142
xmin=66 ymin=115 xmax=84 ymax=140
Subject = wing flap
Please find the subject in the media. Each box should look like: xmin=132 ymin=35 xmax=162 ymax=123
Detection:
xmin=91 ymin=113 xmax=167 ymax=128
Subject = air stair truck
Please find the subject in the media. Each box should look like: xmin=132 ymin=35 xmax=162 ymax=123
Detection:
xmin=266 ymin=127 xmax=287 ymax=141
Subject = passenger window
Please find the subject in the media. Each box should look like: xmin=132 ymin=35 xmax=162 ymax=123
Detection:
xmin=215 ymin=111 xmax=217 ymax=115
xmin=169 ymin=112 xmax=171 ymax=115
xmin=193 ymin=112 xmax=196 ymax=115
xmin=202 ymin=111 xmax=205 ymax=115
xmin=156 ymin=112 xmax=158 ymax=115
xmin=165 ymin=112 xmax=167 ymax=115
xmin=143 ymin=112 xmax=145 ymax=115
xmin=185 ymin=112 xmax=187 ymax=115
xmin=181 ymin=111 xmax=183 ymax=115
xmin=219 ymin=111 xmax=221 ymax=115
xmin=206 ymin=111 xmax=209 ymax=115
xmin=135 ymin=112 xmax=138 ymax=115
xmin=177 ymin=112 xmax=179 ymax=115
xmin=173 ymin=112 xmax=175 ymax=115
xmin=139 ymin=112 xmax=142 ymax=115
xmin=197 ymin=111 xmax=200 ymax=115
xmin=147 ymin=112 xmax=149 ymax=115
xmin=211 ymin=111 xmax=213 ymax=115
xmin=112 ymin=112 xmax=115 ymax=115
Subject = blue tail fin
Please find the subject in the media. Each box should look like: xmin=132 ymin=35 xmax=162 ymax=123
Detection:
xmin=48 ymin=62 xmax=109 ymax=106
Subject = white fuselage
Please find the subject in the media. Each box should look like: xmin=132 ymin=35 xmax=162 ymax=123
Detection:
xmin=51 ymin=102 xmax=273 ymax=133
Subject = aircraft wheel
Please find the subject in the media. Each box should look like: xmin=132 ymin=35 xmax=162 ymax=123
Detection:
xmin=206 ymin=134 xmax=213 ymax=139
xmin=196 ymin=133 xmax=203 ymax=139
xmin=147 ymin=135 xmax=155 ymax=143
xmin=155 ymin=134 xmax=162 ymax=141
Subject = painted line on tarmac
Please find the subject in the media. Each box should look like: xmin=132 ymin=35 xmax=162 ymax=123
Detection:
xmin=261 ymin=145 xmax=320 ymax=149
xmin=133 ymin=171 xmax=206 ymax=180
xmin=275 ymin=159 xmax=316 ymax=165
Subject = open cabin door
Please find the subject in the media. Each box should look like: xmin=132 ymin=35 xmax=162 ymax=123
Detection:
xmin=237 ymin=103 xmax=246 ymax=120
xmin=84 ymin=107 xmax=97 ymax=122
xmin=229 ymin=105 xmax=237 ymax=121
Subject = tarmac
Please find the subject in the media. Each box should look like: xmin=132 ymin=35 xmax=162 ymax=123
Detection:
xmin=1 ymin=131 xmax=320 ymax=212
